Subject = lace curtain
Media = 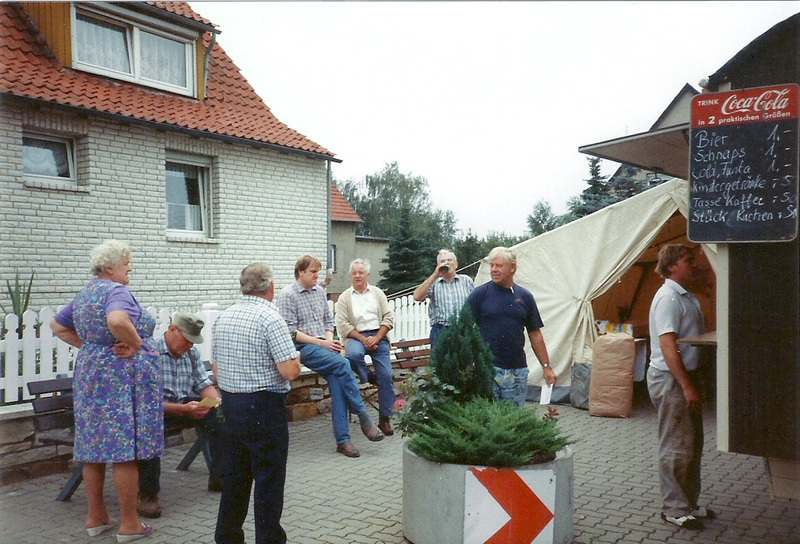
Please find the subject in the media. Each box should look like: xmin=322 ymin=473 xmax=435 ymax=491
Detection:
xmin=75 ymin=13 xmax=131 ymax=74
xmin=23 ymin=138 xmax=71 ymax=178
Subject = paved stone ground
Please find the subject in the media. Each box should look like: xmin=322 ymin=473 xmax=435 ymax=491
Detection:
xmin=1 ymin=389 xmax=798 ymax=544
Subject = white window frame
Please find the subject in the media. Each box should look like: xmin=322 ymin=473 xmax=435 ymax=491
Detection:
xmin=72 ymin=5 xmax=196 ymax=97
xmin=165 ymin=152 xmax=212 ymax=239
xmin=22 ymin=132 xmax=77 ymax=185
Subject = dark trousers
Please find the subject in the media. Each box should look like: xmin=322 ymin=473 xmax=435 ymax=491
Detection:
xmin=138 ymin=408 xmax=224 ymax=496
xmin=215 ymin=389 xmax=289 ymax=544
xmin=429 ymin=323 xmax=445 ymax=346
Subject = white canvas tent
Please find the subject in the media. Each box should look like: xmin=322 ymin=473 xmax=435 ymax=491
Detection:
xmin=474 ymin=178 xmax=717 ymax=385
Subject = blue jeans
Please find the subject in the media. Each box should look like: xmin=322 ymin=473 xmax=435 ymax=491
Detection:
xmin=345 ymin=333 xmax=395 ymax=418
xmin=494 ymin=366 xmax=530 ymax=407
xmin=138 ymin=409 xmax=224 ymax=496
xmin=298 ymin=344 xmax=366 ymax=444
xmin=429 ymin=323 xmax=445 ymax=347
xmin=215 ymin=390 xmax=289 ymax=544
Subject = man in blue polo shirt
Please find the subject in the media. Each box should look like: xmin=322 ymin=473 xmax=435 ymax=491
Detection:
xmin=467 ymin=246 xmax=557 ymax=406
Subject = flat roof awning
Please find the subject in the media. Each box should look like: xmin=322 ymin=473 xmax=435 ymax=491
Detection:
xmin=579 ymin=123 xmax=690 ymax=179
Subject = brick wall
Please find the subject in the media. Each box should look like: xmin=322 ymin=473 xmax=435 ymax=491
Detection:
xmin=0 ymin=99 xmax=330 ymax=311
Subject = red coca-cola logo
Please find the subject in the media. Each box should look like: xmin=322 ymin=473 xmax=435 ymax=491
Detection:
xmin=722 ymin=89 xmax=791 ymax=115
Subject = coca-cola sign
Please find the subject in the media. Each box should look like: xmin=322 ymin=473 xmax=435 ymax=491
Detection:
xmin=692 ymin=84 xmax=798 ymax=127
xmin=689 ymin=83 xmax=799 ymax=243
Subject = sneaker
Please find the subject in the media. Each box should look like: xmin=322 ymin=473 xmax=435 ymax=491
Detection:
xmin=137 ymin=493 xmax=162 ymax=519
xmin=660 ymin=512 xmax=703 ymax=530
xmin=208 ymin=474 xmax=223 ymax=492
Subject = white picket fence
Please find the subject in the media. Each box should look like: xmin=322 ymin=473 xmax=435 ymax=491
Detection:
xmin=0 ymin=295 xmax=429 ymax=406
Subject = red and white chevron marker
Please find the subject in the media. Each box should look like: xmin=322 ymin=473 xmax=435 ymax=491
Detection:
xmin=464 ymin=466 xmax=556 ymax=544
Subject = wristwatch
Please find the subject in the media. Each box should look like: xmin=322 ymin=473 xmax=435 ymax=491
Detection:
xmin=542 ymin=363 xmax=550 ymax=368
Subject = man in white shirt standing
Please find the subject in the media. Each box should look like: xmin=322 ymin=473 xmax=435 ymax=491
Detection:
xmin=647 ymin=244 xmax=714 ymax=530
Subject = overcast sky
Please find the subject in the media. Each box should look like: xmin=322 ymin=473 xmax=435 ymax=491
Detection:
xmin=190 ymin=1 xmax=798 ymax=237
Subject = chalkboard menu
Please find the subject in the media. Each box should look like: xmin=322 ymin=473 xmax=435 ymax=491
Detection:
xmin=689 ymin=84 xmax=800 ymax=242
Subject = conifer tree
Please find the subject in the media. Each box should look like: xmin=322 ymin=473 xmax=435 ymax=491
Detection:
xmin=430 ymin=306 xmax=494 ymax=402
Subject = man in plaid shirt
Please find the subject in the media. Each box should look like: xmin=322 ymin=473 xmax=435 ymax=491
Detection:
xmin=277 ymin=254 xmax=384 ymax=458
xmin=213 ymin=262 xmax=301 ymax=544
xmin=137 ymin=313 xmax=223 ymax=519
xmin=413 ymin=249 xmax=475 ymax=345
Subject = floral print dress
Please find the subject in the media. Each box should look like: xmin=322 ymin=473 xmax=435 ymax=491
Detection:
xmin=62 ymin=279 xmax=164 ymax=463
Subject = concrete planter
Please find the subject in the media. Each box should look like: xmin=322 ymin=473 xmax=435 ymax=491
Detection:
xmin=403 ymin=444 xmax=574 ymax=544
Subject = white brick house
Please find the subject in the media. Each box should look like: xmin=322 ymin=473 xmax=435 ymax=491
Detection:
xmin=0 ymin=1 xmax=338 ymax=311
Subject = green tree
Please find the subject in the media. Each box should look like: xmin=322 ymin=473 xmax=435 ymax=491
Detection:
xmin=526 ymin=200 xmax=565 ymax=236
xmin=430 ymin=306 xmax=495 ymax=403
xmin=452 ymin=231 xmax=483 ymax=278
xmin=338 ymin=161 xmax=456 ymax=250
xmin=569 ymin=157 xmax=615 ymax=218
xmin=378 ymin=205 xmax=433 ymax=294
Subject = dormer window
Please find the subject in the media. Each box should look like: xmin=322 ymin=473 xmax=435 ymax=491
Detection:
xmin=72 ymin=5 xmax=196 ymax=97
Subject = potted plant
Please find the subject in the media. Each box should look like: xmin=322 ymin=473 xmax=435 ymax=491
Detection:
xmin=398 ymin=307 xmax=575 ymax=544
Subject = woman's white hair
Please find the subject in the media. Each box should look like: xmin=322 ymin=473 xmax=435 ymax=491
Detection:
xmin=349 ymin=258 xmax=371 ymax=274
xmin=89 ymin=240 xmax=131 ymax=276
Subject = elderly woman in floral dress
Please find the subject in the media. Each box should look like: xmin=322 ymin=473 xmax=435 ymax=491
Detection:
xmin=51 ymin=240 xmax=161 ymax=542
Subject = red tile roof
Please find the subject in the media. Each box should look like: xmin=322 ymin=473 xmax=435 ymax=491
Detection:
xmin=331 ymin=184 xmax=361 ymax=222
xmin=0 ymin=2 xmax=335 ymax=159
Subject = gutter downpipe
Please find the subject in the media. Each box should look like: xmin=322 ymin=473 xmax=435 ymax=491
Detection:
xmin=327 ymin=160 xmax=333 ymax=275
xmin=203 ymin=29 xmax=220 ymax=96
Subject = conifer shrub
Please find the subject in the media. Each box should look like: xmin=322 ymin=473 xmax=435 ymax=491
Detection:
xmin=405 ymin=397 xmax=572 ymax=467
xmin=397 ymin=303 xmax=573 ymax=467
xmin=429 ymin=306 xmax=494 ymax=403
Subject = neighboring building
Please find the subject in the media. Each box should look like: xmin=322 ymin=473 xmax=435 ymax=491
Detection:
xmin=0 ymin=1 xmax=339 ymax=311
xmin=327 ymin=184 xmax=389 ymax=298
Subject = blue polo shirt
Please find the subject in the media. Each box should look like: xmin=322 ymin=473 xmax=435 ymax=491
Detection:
xmin=467 ymin=281 xmax=544 ymax=369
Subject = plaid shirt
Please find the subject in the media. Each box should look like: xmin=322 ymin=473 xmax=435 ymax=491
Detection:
xmin=212 ymin=296 xmax=298 ymax=393
xmin=427 ymin=274 xmax=475 ymax=326
xmin=276 ymin=281 xmax=333 ymax=339
xmin=152 ymin=334 xmax=213 ymax=403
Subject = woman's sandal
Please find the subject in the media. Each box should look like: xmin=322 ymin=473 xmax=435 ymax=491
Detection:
xmin=86 ymin=519 xmax=118 ymax=537
xmin=115 ymin=523 xmax=154 ymax=543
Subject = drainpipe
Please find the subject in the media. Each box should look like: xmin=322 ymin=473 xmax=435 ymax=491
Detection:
xmin=203 ymin=29 xmax=220 ymax=96
xmin=327 ymin=160 xmax=333 ymax=274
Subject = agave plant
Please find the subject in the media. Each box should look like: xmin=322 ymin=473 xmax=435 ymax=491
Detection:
xmin=1 ymin=271 xmax=35 ymax=328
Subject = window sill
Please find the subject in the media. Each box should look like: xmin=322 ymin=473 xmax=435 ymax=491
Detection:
xmin=24 ymin=179 xmax=89 ymax=193
xmin=166 ymin=233 xmax=220 ymax=245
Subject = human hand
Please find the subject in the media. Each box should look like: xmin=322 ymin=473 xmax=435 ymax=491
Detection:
xmin=113 ymin=342 xmax=137 ymax=358
xmin=183 ymin=401 xmax=212 ymax=420
xmin=363 ymin=336 xmax=378 ymax=350
xmin=543 ymin=366 xmax=558 ymax=386
xmin=683 ymin=384 xmax=702 ymax=411
xmin=321 ymin=338 xmax=344 ymax=353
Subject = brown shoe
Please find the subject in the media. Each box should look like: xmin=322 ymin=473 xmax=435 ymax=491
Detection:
xmin=208 ymin=474 xmax=223 ymax=492
xmin=378 ymin=416 xmax=394 ymax=436
xmin=336 ymin=441 xmax=360 ymax=458
xmin=137 ymin=493 xmax=161 ymax=519
xmin=361 ymin=424 xmax=385 ymax=442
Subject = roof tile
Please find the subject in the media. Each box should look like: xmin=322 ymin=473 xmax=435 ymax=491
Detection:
xmin=331 ymin=185 xmax=361 ymax=222
xmin=0 ymin=2 xmax=334 ymax=158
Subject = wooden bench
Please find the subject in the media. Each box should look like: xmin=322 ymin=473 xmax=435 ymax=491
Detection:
xmin=26 ymin=377 xmax=82 ymax=502
xmin=392 ymin=338 xmax=431 ymax=372
xmin=27 ymin=365 xmax=215 ymax=501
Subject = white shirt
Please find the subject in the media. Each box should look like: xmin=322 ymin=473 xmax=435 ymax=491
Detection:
xmin=648 ymin=278 xmax=705 ymax=372
xmin=351 ymin=285 xmax=382 ymax=332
